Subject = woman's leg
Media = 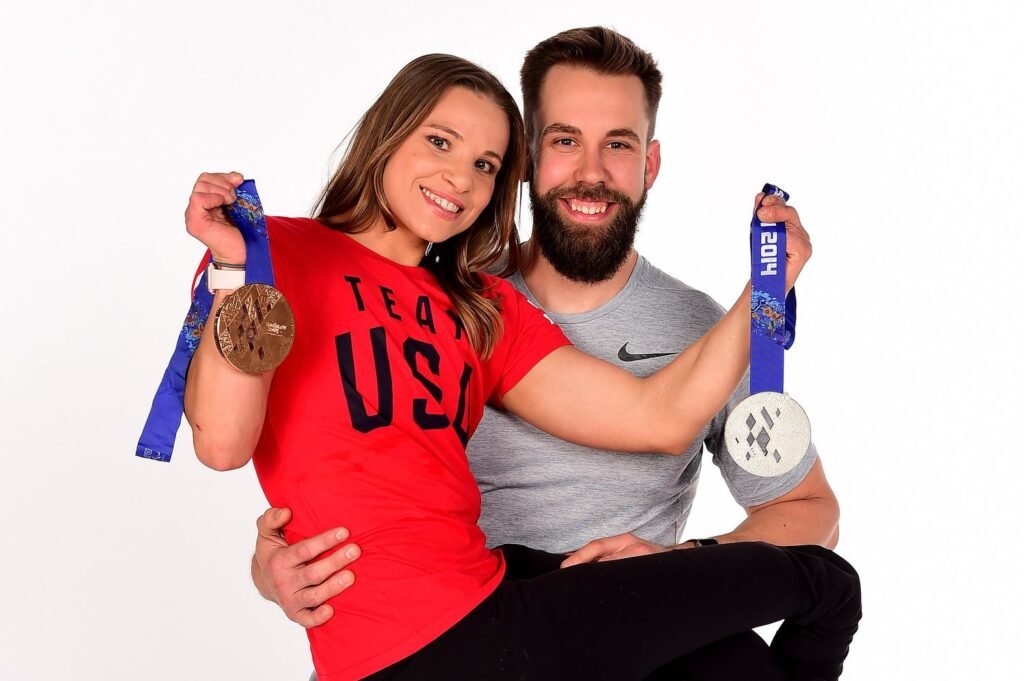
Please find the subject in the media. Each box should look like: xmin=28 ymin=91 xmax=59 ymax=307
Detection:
xmin=644 ymin=631 xmax=788 ymax=681
xmin=766 ymin=545 xmax=862 ymax=680
xmin=500 ymin=545 xmax=791 ymax=681
xmin=368 ymin=542 xmax=860 ymax=681
xmin=529 ymin=542 xmax=859 ymax=680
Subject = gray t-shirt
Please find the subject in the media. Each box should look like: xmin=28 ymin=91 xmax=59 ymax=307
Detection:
xmin=468 ymin=257 xmax=817 ymax=553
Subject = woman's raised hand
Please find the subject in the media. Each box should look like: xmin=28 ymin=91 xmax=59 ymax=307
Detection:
xmin=185 ymin=172 xmax=247 ymax=264
xmin=753 ymin=191 xmax=812 ymax=293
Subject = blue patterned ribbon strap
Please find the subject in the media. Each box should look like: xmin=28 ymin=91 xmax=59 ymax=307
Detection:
xmin=136 ymin=180 xmax=273 ymax=462
xmin=723 ymin=183 xmax=810 ymax=478
xmin=749 ymin=183 xmax=797 ymax=395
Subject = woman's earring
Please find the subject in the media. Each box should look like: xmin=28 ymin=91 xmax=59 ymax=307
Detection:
xmin=424 ymin=241 xmax=440 ymax=263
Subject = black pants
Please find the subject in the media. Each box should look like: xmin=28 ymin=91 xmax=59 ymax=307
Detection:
xmin=364 ymin=542 xmax=861 ymax=681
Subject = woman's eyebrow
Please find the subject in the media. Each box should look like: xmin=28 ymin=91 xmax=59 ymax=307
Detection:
xmin=426 ymin=123 xmax=503 ymax=163
xmin=426 ymin=123 xmax=463 ymax=140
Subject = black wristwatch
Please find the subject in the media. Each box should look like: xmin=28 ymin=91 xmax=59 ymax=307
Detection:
xmin=685 ymin=537 xmax=719 ymax=548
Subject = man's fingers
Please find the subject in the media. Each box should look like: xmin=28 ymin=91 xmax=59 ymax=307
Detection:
xmin=597 ymin=547 xmax=644 ymax=562
xmin=288 ymin=527 xmax=351 ymax=565
xmin=562 ymin=534 xmax=668 ymax=567
xmin=560 ymin=540 xmax=607 ymax=568
xmin=595 ymin=541 xmax=664 ymax=562
xmin=256 ymin=507 xmax=292 ymax=537
xmin=560 ymin=553 xmax=586 ymax=568
xmin=560 ymin=533 xmax=644 ymax=567
xmin=287 ymin=570 xmax=355 ymax=628
xmin=291 ymin=603 xmax=336 ymax=629
xmin=296 ymin=569 xmax=355 ymax=609
xmin=300 ymin=543 xmax=361 ymax=586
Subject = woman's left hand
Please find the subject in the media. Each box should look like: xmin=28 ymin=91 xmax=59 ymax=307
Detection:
xmin=753 ymin=192 xmax=813 ymax=293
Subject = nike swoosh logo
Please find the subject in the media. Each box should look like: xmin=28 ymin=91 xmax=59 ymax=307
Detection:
xmin=617 ymin=343 xmax=679 ymax=362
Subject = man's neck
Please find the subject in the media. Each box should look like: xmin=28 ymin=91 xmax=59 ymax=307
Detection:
xmin=520 ymin=241 xmax=639 ymax=315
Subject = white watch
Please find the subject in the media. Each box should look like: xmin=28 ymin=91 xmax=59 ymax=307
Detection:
xmin=206 ymin=263 xmax=246 ymax=293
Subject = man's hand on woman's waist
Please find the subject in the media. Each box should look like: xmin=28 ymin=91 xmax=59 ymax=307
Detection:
xmin=252 ymin=507 xmax=361 ymax=628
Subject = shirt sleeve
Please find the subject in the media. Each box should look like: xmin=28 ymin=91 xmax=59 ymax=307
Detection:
xmin=705 ymin=372 xmax=819 ymax=507
xmin=481 ymin=277 xmax=571 ymax=402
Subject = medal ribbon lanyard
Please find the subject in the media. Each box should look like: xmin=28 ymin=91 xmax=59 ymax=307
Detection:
xmin=749 ymin=183 xmax=797 ymax=395
xmin=136 ymin=180 xmax=274 ymax=462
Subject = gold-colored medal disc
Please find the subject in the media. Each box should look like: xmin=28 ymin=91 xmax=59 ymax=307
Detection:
xmin=214 ymin=283 xmax=295 ymax=374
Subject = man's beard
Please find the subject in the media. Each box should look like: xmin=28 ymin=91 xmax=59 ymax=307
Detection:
xmin=529 ymin=181 xmax=647 ymax=284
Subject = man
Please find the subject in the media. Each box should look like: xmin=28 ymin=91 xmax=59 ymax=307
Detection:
xmin=251 ymin=26 xmax=837 ymax=629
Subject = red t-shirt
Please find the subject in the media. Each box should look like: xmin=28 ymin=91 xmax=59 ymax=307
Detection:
xmin=251 ymin=217 xmax=570 ymax=680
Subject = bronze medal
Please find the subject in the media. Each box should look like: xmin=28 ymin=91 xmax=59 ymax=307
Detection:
xmin=214 ymin=283 xmax=295 ymax=374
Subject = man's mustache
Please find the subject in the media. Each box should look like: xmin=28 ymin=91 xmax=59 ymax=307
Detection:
xmin=546 ymin=182 xmax=631 ymax=204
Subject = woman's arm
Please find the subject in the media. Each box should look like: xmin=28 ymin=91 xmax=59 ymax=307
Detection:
xmin=184 ymin=291 xmax=275 ymax=470
xmin=501 ymin=284 xmax=751 ymax=455
xmin=181 ymin=171 xmax=272 ymax=470
xmin=502 ymin=194 xmax=811 ymax=456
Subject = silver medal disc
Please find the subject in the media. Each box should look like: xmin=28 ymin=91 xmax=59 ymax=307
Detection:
xmin=725 ymin=392 xmax=811 ymax=477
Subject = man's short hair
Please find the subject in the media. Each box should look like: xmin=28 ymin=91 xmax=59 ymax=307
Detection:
xmin=520 ymin=26 xmax=663 ymax=146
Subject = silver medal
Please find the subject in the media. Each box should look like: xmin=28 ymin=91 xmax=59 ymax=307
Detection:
xmin=725 ymin=392 xmax=811 ymax=477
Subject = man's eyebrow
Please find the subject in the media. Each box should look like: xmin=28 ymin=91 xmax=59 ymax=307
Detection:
xmin=425 ymin=123 xmax=503 ymax=164
xmin=542 ymin=123 xmax=642 ymax=144
xmin=541 ymin=123 xmax=581 ymax=137
xmin=606 ymin=128 xmax=642 ymax=143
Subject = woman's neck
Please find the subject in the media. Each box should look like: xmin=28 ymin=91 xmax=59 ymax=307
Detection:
xmin=344 ymin=219 xmax=428 ymax=267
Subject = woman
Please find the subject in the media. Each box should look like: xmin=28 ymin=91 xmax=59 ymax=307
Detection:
xmin=183 ymin=54 xmax=859 ymax=680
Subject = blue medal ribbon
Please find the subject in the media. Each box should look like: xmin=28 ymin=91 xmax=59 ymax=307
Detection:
xmin=136 ymin=180 xmax=273 ymax=462
xmin=749 ymin=183 xmax=797 ymax=395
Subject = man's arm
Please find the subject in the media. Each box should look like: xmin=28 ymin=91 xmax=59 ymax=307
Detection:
xmin=561 ymin=458 xmax=838 ymax=566
xmin=251 ymin=507 xmax=362 ymax=628
xmin=710 ymin=458 xmax=839 ymax=549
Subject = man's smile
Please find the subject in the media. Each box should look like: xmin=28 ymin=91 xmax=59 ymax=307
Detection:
xmin=559 ymin=197 xmax=617 ymax=220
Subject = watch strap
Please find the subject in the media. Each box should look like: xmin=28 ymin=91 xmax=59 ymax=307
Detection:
xmin=685 ymin=537 xmax=719 ymax=548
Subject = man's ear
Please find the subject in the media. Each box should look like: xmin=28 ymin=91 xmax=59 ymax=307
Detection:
xmin=644 ymin=139 xmax=662 ymax=190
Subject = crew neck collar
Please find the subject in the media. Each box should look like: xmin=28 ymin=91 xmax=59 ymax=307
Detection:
xmin=510 ymin=257 xmax=647 ymax=324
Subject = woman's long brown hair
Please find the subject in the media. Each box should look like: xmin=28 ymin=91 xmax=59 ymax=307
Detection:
xmin=313 ymin=54 xmax=526 ymax=358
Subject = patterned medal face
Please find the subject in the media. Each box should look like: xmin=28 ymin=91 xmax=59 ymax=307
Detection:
xmin=725 ymin=392 xmax=811 ymax=477
xmin=214 ymin=283 xmax=295 ymax=374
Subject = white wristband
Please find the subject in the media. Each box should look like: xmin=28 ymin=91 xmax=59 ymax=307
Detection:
xmin=206 ymin=263 xmax=246 ymax=293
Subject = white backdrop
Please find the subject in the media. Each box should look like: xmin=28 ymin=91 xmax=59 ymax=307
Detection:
xmin=2 ymin=1 xmax=1021 ymax=679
